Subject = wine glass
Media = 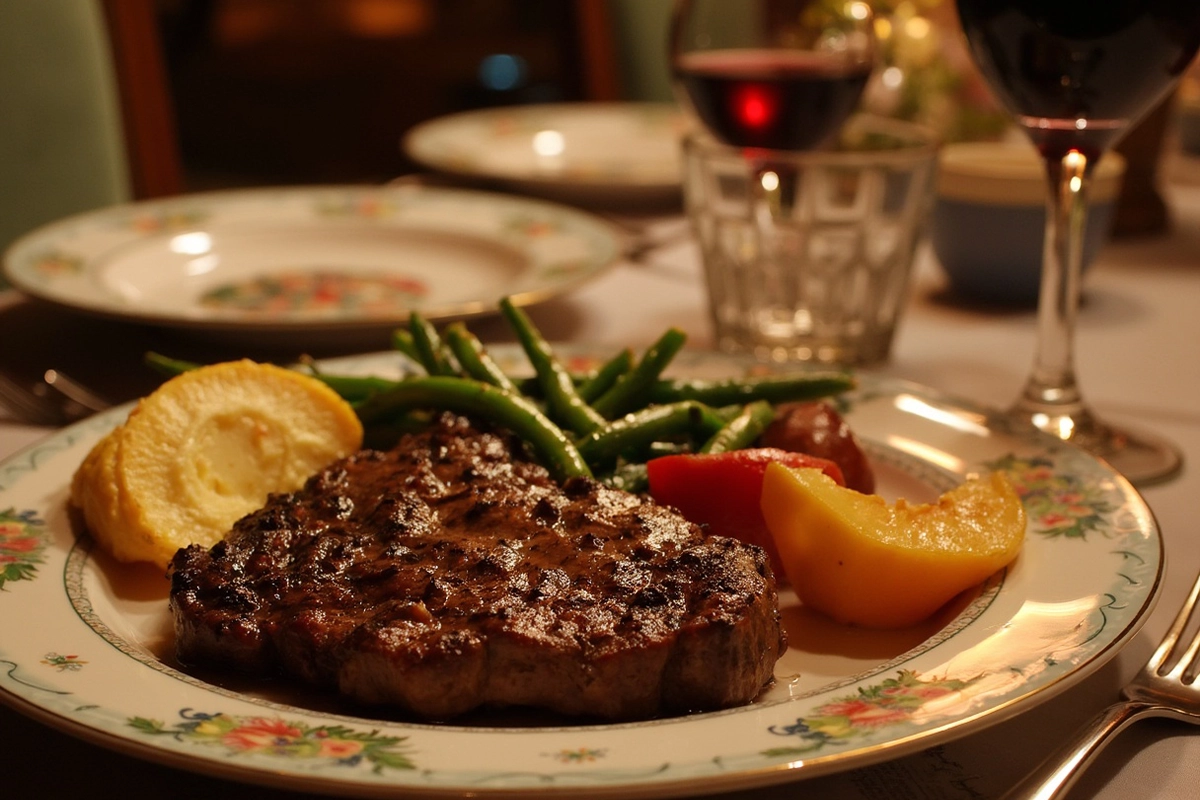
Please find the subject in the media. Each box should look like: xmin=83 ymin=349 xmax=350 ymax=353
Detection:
xmin=669 ymin=0 xmax=876 ymax=152
xmin=955 ymin=0 xmax=1200 ymax=485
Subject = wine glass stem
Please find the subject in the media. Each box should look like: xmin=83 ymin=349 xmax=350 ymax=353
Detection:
xmin=1016 ymin=150 xmax=1094 ymax=437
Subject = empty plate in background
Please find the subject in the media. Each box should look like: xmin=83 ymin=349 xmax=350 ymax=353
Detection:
xmin=403 ymin=102 xmax=687 ymax=206
xmin=2 ymin=184 xmax=620 ymax=345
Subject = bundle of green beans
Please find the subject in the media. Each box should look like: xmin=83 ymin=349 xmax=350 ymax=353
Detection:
xmin=145 ymin=297 xmax=856 ymax=489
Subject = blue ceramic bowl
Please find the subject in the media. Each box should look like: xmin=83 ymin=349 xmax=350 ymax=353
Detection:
xmin=931 ymin=142 xmax=1125 ymax=305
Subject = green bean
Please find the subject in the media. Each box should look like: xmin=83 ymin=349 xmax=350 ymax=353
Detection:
xmin=143 ymin=352 xmax=403 ymax=404
xmin=603 ymin=462 xmax=649 ymax=493
xmin=311 ymin=373 xmax=402 ymax=403
xmin=360 ymin=412 xmax=435 ymax=450
xmin=700 ymin=400 xmax=775 ymax=454
xmin=646 ymin=440 xmax=693 ymax=459
xmin=520 ymin=369 xmax=855 ymax=408
xmin=355 ymin=376 xmax=591 ymax=480
xmin=591 ymin=327 xmax=687 ymax=419
xmin=499 ymin=297 xmax=606 ymax=436
xmin=577 ymin=347 xmax=634 ymax=403
xmin=576 ymin=400 xmax=725 ymax=468
xmin=283 ymin=353 xmax=412 ymax=403
xmin=647 ymin=371 xmax=855 ymax=406
xmin=408 ymin=312 xmax=458 ymax=377
xmin=144 ymin=352 xmax=200 ymax=377
xmin=390 ymin=327 xmax=423 ymax=364
xmin=443 ymin=322 xmax=517 ymax=392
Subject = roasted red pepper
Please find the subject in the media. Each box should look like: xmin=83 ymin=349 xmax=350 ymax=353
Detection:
xmin=646 ymin=448 xmax=845 ymax=581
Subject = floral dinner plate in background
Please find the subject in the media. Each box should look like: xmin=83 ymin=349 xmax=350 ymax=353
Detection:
xmin=403 ymin=102 xmax=687 ymax=205
xmin=2 ymin=186 xmax=619 ymax=345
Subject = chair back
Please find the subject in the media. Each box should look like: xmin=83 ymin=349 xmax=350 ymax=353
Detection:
xmin=0 ymin=0 xmax=182 ymax=266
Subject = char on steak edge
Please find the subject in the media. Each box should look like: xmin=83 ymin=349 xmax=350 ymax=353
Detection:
xmin=169 ymin=413 xmax=787 ymax=721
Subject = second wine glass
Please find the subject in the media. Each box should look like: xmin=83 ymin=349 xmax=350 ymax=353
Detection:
xmin=955 ymin=0 xmax=1200 ymax=485
xmin=670 ymin=0 xmax=876 ymax=152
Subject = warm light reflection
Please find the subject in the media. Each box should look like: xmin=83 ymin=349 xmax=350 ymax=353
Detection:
xmin=734 ymin=85 xmax=777 ymax=131
xmin=848 ymin=1 xmax=871 ymax=21
xmin=760 ymin=170 xmax=780 ymax=192
xmin=532 ymin=129 xmax=565 ymax=158
xmin=894 ymin=393 xmax=990 ymax=436
xmin=884 ymin=435 xmax=964 ymax=473
xmin=1032 ymin=412 xmax=1075 ymax=439
xmin=1015 ymin=597 xmax=1104 ymax=621
xmin=185 ymin=254 xmax=219 ymax=277
xmin=169 ymin=232 xmax=213 ymax=256
xmin=909 ymin=596 xmax=1103 ymax=725
xmin=1064 ymin=150 xmax=1087 ymax=194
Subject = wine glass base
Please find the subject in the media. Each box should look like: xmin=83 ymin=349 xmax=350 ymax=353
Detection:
xmin=1012 ymin=404 xmax=1184 ymax=487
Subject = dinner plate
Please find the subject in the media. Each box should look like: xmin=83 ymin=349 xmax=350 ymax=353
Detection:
xmin=402 ymin=103 xmax=687 ymax=205
xmin=1 ymin=185 xmax=619 ymax=345
xmin=0 ymin=347 xmax=1161 ymax=798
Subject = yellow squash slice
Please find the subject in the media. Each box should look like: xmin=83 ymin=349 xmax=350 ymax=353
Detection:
xmin=71 ymin=360 xmax=363 ymax=569
xmin=760 ymin=464 xmax=1026 ymax=629
xmin=69 ymin=428 xmax=124 ymax=557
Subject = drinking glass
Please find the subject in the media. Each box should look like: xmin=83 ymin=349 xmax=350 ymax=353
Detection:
xmin=669 ymin=0 xmax=876 ymax=153
xmin=955 ymin=0 xmax=1200 ymax=485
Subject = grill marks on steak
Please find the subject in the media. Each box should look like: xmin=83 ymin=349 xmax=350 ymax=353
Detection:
xmin=169 ymin=413 xmax=786 ymax=721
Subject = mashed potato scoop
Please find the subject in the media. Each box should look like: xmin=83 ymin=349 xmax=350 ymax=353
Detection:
xmin=71 ymin=360 xmax=363 ymax=569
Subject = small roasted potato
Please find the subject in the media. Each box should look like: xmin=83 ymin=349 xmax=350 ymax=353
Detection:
xmin=759 ymin=401 xmax=875 ymax=494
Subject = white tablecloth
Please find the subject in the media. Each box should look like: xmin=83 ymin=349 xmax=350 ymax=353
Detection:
xmin=1 ymin=177 xmax=1198 ymax=800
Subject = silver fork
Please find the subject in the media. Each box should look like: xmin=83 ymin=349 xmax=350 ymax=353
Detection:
xmin=42 ymin=369 xmax=111 ymax=416
xmin=0 ymin=369 xmax=110 ymax=426
xmin=1005 ymin=569 xmax=1200 ymax=799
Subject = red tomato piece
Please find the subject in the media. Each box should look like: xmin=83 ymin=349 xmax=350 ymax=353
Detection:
xmin=646 ymin=448 xmax=845 ymax=582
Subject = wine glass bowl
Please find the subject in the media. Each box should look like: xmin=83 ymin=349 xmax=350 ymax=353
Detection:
xmin=955 ymin=0 xmax=1200 ymax=485
xmin=957 ymin=3 xmax=1200 ymax=162
xmin=669 ymin=0 xmax=877 ymax=151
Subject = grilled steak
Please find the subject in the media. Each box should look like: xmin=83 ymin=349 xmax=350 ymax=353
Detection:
xmin=170 ymin=413 xmax=787 ymax=721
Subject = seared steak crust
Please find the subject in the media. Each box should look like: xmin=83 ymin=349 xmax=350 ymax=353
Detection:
xmin=170 ymin=413 xmax=786 ymax=721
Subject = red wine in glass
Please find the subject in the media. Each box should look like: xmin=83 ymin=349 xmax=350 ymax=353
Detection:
xmin=669 ymin=0 xmax=876 ymax=152
xmin=674 ymin=49 xmax=872 ymax=151
xmin=956 ymin=0 xmax=1200 ymax=485
xmin=958 ymin=1 xmax=1200 ymax=160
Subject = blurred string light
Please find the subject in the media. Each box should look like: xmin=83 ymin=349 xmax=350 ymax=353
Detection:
xmin=478 ymin=53 xmax=528 ymax=92
xmin=904 ymin=14 xmax=932 ymax=41
xmin=847 ymin=2 xmax=871 ymax=22
xmin=864 ymin=1 xmax=1011 ymax=140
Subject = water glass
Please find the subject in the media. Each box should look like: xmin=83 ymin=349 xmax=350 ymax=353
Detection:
xmin=683 ymin=115 xmax=937 ymax=366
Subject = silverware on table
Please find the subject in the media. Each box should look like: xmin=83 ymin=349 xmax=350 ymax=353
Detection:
xmin=1005 ymin=569 xmax=1200 ymax=799
xmin=0 ymin=369 xmax=110 ymax=426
